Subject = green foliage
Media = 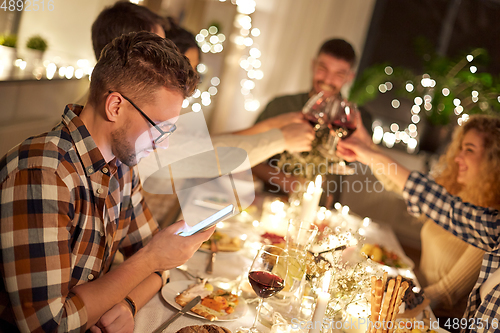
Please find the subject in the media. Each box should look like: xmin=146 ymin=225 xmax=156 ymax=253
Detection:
xmin=26 ymin=35 xmax=48 ymax=52
xmin=0 ymin=34 xmax=17 ymax=48
xmin=349 ymin=46 xmax=500 ymax=126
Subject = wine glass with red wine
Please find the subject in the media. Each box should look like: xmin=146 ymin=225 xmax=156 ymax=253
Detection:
xmin=238 ymin=245 xmax=288 ymax=333
xmin=301 ymin=91 xmax=330 ymax=131
xmin=317 ymin=98 xmax=359 ymax=175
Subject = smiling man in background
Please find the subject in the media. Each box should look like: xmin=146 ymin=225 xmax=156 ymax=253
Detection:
xmin=253 ymin=39 xmax=372 ymax=198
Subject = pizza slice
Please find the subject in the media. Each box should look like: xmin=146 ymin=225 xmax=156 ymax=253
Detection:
xmin=175 ymin=280 xmax=239 ymax=321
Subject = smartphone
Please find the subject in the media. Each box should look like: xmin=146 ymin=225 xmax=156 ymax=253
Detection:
xmin=177 ymin=204 xmax=235 ymax=237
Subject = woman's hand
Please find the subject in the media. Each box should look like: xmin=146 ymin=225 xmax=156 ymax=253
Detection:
xmin=337 ymin=136 xmax=375 ymax=165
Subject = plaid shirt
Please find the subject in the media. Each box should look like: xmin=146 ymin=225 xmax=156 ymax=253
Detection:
xmin=0 ymin=105 xmax=158 ymax=332
xmin=403 ymin=171 xmax=500 ymax=333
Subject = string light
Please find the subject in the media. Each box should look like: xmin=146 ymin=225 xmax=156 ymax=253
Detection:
xmin=230 ymin=1 xmax=263 ymax=111
xmin=196 ymin=26 xmax=225 ymax=54
xmin=372 ymin=51 xmax=488 ymax=153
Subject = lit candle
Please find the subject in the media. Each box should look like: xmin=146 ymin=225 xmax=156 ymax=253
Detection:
xmin=312 ymin=175 xmax=323 ymax=206
xmin=299 ymin=182 xmax=315 ymax=223
xmin=262 ymin=199 xmax=288 ymax=236
xmin=300 ymin=177 xmax=322 ymax=223
xmin=309 ymin=270 xmax=332 ymax=333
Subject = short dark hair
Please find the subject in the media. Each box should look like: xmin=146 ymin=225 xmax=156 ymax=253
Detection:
xmin=91 ymin=1 xmax=166 ymax=60
xmin=317 ymin=39 xmax=356 ymax=67
xmin=88 ymin=31 xmax=199 ymax=107
xmin=164 ymin=17 xmax=200 ymax=57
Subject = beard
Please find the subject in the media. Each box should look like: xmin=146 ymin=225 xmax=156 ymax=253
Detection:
xmin=111 ymin=123 xmax=138 ymax=167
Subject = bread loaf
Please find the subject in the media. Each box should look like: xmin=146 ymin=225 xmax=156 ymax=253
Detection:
xmin=176 ymin=324 xmax=232 ymax=333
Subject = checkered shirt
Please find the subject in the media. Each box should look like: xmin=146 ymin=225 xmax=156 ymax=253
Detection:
xmin=403 ymin=171 xmax=500 ymax=333
xmin=0 ymin=105 xmax=158 ymax=332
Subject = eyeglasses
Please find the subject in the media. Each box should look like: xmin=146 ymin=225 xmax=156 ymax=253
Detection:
xmin=108 ymin=91 xmax=176 ymax=145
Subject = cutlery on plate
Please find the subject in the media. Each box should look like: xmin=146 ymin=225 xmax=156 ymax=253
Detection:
xmin=176 ymin=265 xmax=204 ymax=282
xmin=152 ymin=296 xmax=201 ymax=333
xmin=205 ymin=239 xmax=218 ymax=274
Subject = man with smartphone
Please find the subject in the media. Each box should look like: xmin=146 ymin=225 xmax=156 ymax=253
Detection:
xmin=0 ymin=32 xmax=210 ymax=333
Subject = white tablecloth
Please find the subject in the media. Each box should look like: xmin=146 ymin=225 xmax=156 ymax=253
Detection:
xmin=133 ymin=214 xmax=429 ymax=333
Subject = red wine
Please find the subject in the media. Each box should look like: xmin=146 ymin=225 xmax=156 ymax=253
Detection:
xmin=248 ymin=271 xmax=285 ymax=298
xmin=330 ymin=120 xmax=356 ymax=139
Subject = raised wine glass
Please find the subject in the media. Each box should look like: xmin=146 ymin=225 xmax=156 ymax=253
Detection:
xmin=238 ymin=245 xmax=288 ymax=333
xmin=317 ymin=98 xmax=359 ymax=175
xmin=301 ymin=91 xmax=331 ymax=131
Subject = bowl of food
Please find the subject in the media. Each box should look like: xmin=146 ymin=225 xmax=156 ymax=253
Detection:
xmin=360 ymin=243 xmax=414 ymax=269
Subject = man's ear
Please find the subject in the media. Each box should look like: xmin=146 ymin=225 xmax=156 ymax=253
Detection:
xmin=104 ymin=92 xmax=123 ymax=123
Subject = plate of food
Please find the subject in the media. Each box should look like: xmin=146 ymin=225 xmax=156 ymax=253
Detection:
xmin=161 ymin=280 xmax=248 ymax=321
xmin=360 ymin=243 xmax=414 ymax=269
xmin=199 ymin=231 xmax=242 ymax=253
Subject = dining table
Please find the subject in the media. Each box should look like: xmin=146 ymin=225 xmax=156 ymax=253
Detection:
xmin=133 ymin=188 xmax=432 ymax=333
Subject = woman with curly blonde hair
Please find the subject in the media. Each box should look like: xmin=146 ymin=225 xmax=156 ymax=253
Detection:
xmin=420 ymin=114 xmax=500 ymax=319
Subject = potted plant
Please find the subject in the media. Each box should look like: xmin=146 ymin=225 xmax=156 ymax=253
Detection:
xmin=26 ymin=35 xmax=48 ymax=52
xmin=24 ymin=35 xmax=48 ymax=73
xmin=0 ymin=34 xmax=17 ymax=79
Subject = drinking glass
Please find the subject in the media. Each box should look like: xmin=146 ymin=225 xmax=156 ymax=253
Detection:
xmin=301 ymin=92 xmax=331 ymax=131
xmin=264 ymin=220 xmax=318 ymax=321
xmin=238 ymin=245 xmax=289 ymax=333
xmin=286 ymin=219 xmax=319 ymax=252
xmin=317 ymin=98 xmax=359 ymax=175
xmin=283 ymin=220 xmax=318 ymax=297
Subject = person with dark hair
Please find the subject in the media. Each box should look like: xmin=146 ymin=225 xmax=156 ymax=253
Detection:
xmin=0 ymin=31 xmax=207 ymax=333
xmin=255 ymin=38 xmax=357 ymax=125
xmin=91 ymin=0 xmax=167 ymax=60
xmin=164 ymin=16 xmax=201 ymax=68
xmin=252 ymin=38 xmax=371 ymax=195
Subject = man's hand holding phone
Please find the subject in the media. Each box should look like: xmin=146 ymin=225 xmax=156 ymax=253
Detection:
xmin=177 ymin=204 xmax=235 ymax=237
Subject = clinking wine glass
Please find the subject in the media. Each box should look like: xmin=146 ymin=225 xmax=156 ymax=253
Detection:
xmin=238 ymin=245 xmax=288 ymax=333
xmin=301 ymin=91 xmax=331 ymax=131
xmin=317 ymin=97 xmax=359 ymax=175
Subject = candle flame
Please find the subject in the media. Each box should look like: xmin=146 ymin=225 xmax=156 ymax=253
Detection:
xmin=315 ymin=175 xmax=322 ymax=188
xmin=306 ymin=181 xmax=315 ymax=195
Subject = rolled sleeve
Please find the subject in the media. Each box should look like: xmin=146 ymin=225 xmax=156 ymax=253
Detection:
xmin=212 ymin=129 xmax=286 ymax=168
xmin=403 ymin=171 xmax=500 ymax=252
xmin=0 ymin=169 xmax=87 ymax=332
